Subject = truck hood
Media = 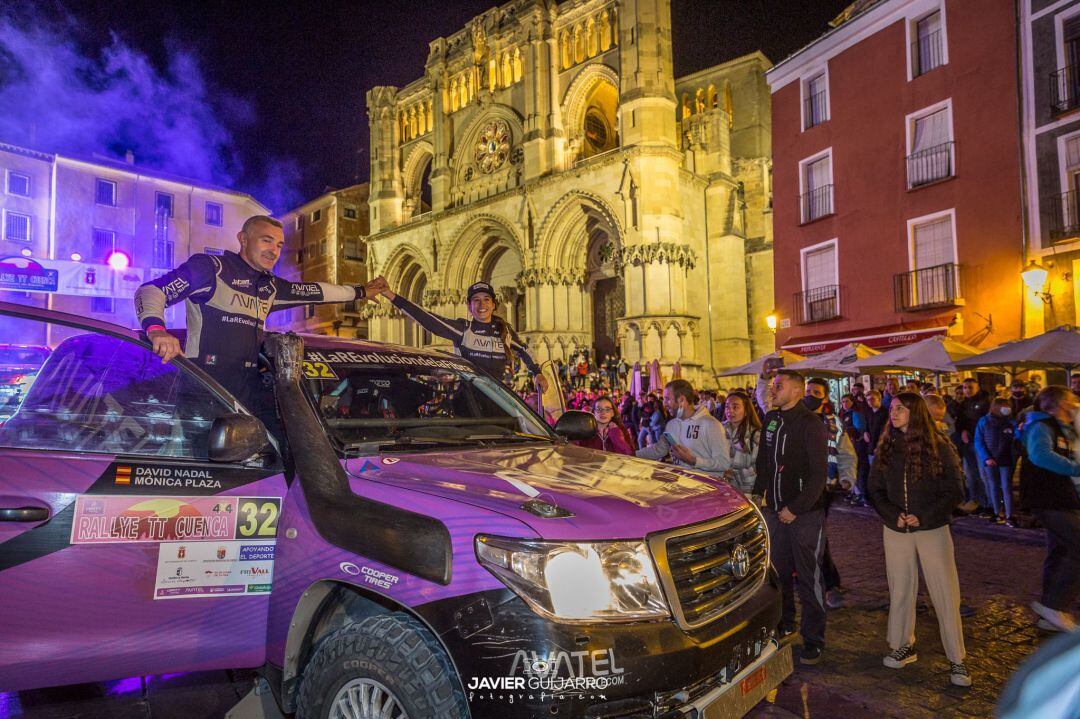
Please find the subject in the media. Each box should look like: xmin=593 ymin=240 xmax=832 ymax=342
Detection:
xmin=345 ymin=443 xmax=751 ymax=540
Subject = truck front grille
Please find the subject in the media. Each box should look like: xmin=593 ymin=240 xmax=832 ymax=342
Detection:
xmin=648 ymin=506 xmax=769 ymax=630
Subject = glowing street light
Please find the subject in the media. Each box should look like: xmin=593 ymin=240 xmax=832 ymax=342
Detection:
xmin=70 ymin=252 xmax=82 ymax=262
xmin=19 ymin=248 xmax=31 ymax=257
xmin=107 ymin=251 xmax=131 ymax=271
xmin=1021 ymin=259 xmax=1051 ymax=304
xmin=765 ymin=312 xmax=778 ymax=332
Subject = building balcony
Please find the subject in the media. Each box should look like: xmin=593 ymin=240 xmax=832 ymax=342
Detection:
xmin=907 ymin=141 xmax=954 ymax=188
xmin=1049 ymin=190 xmax=1080 ymax=242
xmin=793 ymin=284 xmax=843 ymax=325
xmin=798 ymin=185 xmax=834 ymax=224
xmin=893 ymin=263 xmax=961 ymax=312
xmin=911 ymin=30 xmax=944 ymax=78
xmin=1051 ymin=65 xmax=1080 ymax=115
xmin=804 ymin=90 xmax=828 ymax=129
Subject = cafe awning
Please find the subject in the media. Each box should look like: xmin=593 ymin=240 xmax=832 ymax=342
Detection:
xmin=781 ymin=317 xmax=951 ymax=355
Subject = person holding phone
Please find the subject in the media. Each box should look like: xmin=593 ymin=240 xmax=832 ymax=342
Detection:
xmin=635 ymin=379 xmax=732 ymax=476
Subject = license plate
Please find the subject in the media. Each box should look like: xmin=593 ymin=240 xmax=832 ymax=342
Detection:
xmin=701 ymin=644 xmax=792 ymax=719
xmin=740 ymin=666 xmax=766 ymax=696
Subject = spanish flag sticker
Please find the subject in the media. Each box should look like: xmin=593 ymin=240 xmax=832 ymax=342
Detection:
xmin=115 ymin=465 xmax=132 ymax=485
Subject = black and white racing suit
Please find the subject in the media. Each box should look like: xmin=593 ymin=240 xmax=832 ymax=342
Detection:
xmin=134 ymin=250 xmax=364 ymax=406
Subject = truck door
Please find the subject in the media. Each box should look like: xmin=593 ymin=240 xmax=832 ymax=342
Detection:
xmin=0 ymin=310 xmax=287 ymax=691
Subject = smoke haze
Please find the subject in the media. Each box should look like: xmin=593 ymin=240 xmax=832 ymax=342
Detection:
xmin=0 ymin=7 xmax=300 ymax=212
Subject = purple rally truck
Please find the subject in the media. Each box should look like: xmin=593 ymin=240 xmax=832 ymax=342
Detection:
xmin=0 ymin=302 xmax=791 ymax=718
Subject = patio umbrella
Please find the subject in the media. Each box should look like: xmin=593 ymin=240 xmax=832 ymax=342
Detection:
xmin=785 ymin=343 xmax=880 ymax=377
xmin=628 ymin=362 xmax=643 ymax=397
xmin=672 ymin=361 xmax=682 ymax=379
xmin=856 ymin=335 xmax=982 ymax=375
xmin=648 ymin=359 xmax=662 ymax=391
xmin=719 ymin=350 xmax=806 ymax=377
xmin=953 ymin=325 xmax=1080 ymax=377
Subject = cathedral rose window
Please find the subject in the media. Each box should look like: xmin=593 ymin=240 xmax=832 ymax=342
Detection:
xmin=475 ymin=119 xmax=511 ymax=173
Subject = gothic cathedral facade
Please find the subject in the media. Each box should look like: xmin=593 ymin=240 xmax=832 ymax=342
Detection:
xmin=364 ymin=0 xmax=774 ymax=384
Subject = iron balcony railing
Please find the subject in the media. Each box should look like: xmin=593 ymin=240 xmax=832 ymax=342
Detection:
xmin=912 ymin=29 xmax=944 ymax=78
xmin=893 ymin=262 xmax=960 ymax=312
xmin=907 ymin=141 xmax=954 ymax=187
xmin=804 ymin=89 xmax=828 ymax=129
xmin=1051 ymin=65 xmax=1080 ymax=115
xmin=1049 ymin=190 xmax=1080 ymax=242
xmin=793 ymin=284 xmax=842 ymax=324
xmin=798 ymin=184 xmax=834 ymax=224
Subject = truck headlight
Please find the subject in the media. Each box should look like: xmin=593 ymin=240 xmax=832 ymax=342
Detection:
xmin=476 ymin=535 xmax=670 ymax=623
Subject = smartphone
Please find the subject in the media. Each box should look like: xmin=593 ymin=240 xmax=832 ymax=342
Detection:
xmin=763 ymin=356 xmax=784 ymax=373
xmin=662 ymin=431 xmax=677 ymax=446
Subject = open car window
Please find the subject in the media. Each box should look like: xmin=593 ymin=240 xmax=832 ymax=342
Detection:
xmin=0 ymin=315 xmax=236 ymax=460
xmin=302 ymin=347 xmax=555 ymax=449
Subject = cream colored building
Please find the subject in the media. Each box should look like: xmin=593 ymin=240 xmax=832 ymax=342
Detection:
xmin=364 ymin=0 xmax=774 ymax=384
xmin=271 ymin=183 xmax=370 ymax=337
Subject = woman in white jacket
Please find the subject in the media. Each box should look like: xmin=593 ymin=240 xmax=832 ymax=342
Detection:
xmin=722 ymin=391 xmax=761 ymax=494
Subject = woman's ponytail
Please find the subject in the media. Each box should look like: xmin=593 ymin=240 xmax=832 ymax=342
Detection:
xmin=492 ymin=314 xmax=515 ymax=368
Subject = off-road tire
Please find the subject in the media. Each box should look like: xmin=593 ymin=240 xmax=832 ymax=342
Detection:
xmin=296 ymin=613 xmax=467 ymax=719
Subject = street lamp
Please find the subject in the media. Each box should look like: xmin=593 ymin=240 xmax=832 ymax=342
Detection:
xmin=1021 ymin=259 xmax=1051 ymax=303
xmin=107 ymin=251 xmax=131 ymax=271
xmin=765 ymin=312 xmax=778 ymax=333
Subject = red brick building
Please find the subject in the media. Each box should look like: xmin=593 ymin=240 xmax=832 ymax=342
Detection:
xmin=765 ymin=0 xmax=1023 ymax=355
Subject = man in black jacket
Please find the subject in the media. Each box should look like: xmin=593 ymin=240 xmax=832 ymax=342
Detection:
xmin=753 ymin=369 xmax=830 ymax=664
xmin=953 ymin=378 xmax=991 ymax=514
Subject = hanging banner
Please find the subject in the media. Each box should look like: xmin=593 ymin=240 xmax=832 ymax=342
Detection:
xmin=0 ymin=256 xmax=143 ymax=298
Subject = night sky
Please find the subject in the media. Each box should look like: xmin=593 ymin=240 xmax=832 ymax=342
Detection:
xmin=2 ymin=0 xmax=851 ymax=212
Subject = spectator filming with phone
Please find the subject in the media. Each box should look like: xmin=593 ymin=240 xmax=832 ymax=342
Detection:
xmin=636 ymin=379 xmax=733 ymax=478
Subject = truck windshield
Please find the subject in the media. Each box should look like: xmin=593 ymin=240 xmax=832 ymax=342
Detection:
xmin=303 ymin=352 xmax=555 ymax=450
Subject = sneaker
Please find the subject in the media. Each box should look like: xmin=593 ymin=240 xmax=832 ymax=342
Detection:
xmin=993 ymin=514 xmax=1006 ymax=524
xmin=1031 ymin=601 xmax=1078 ymax=632
xmin=959 ymin=603 xmax=976 ymax=618
xmin=949 ymin=662 xmax=972 ymax=687
xmin=883 ymin=644 xmax=918 ymax=669
xmin=1037 ymin=618 xmax=1063 ymax=632
xmin=958 ymin=500 xmax=978 ymax=514
xmin=1005 ymin=516 xmax=1018 ymax=528
xmin=976 ymin=508 xmax=995 ymax=519
xmin=826 ymin=589 xmax=844 ymax=609
xmin=777 ymin=624 xmax=797 ymax=642
xmin=800 ymin=645 xmax=823 ymax=665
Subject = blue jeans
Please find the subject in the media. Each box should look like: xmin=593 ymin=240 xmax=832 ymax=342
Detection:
xmin=960 ymin=442 xmax=988 ymax=507
xmin=980 ymin=463 xmax=1014 ymax=517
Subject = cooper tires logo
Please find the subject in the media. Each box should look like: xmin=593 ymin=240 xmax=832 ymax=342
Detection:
xmin=339 ymin=562 xmax=361 ymax=576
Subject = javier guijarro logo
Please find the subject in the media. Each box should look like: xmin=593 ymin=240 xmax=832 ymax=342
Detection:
xmin=468 ymin=647 xmax=626 ymax=700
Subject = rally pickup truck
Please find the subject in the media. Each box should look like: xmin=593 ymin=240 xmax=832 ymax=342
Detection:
xmin=0 ymin=302 xmax=790 ymax=719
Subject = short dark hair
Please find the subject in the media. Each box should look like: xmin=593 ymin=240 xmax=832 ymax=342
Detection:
xmin=1036 ymin=385 xmax=1076 ymax=415
xmin=807 ymin=377 xmax=830 ymax=393
xmin=775 ymin=369 xmax=805 ymax=386
xmin=962 ymin=377 xmax=978 ymax=385
xmin=242 ymin=215 xmax=283 ymax=234
xmin=852 ymin=382 xmax=864 ymax=390
xmin=666 ymin=379 xmax=698 ymax=404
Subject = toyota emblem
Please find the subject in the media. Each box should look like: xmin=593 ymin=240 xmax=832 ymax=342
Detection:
xmin=731 ymin=543 xmax=750 ymax=579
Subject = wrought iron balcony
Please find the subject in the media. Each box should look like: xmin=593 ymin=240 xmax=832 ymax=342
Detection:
xmin=804 ymin=90 xmax=828 ymax=129
xmin=893 ymin=263 xmax=960 ymax=312
xmin=793 ymin=285 xmax=842 ymax=324
xmin=1049 ymin=190 xmax=1080 ymax=242
xmin=912 ymin=30 xmax=944 ymax=78
xmin=1051 ymin=65 xmax=1080 ymax=115
xmin=907 ymin=141 xmax=954 ymax=188
xmin=798 ymin=184 xmax=834 ymax=224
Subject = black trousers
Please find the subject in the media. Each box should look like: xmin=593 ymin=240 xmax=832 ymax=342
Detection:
xmin=1033 ymin=509 xmax=1080 ymax=611
xmin=765 ymin=507 xmax=828 ymax=648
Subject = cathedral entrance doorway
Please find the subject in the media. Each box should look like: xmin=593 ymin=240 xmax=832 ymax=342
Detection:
xmin=585 ymin=213 xmax=624 ymax=363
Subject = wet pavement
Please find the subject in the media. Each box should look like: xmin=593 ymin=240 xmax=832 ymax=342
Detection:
xmin=1 ymin=505 xmax=1066 ymax=718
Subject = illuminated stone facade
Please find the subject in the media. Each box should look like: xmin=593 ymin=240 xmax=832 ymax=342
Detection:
xmin=364 ymin=0 xmax=774 ymax=383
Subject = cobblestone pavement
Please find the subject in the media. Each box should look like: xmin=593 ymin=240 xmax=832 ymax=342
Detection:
xmin=3 ymin=507 xmax=1066 ymax=719
xmin=748 ymin=504 xmax=1066 ymax=719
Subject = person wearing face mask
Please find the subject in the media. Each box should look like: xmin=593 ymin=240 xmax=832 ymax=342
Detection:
xmin=636 ymin=379 xmax=732 ymax=475
xmin=753 ymin=370 xmax=830 ymax=665
xmin=1020 ymin=386 xmax=1080 ymax=633
xmin=1009 ymin=380 xmax=1033 ymax=417
xmin=974 ymin=397 xmax=1019 ymax=526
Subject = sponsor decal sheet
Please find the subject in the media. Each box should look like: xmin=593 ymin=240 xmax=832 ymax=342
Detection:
xmin=70 ymin=494 xmax=280 ymax=599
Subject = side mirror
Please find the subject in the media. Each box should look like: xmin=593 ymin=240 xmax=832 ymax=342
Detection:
xmin=208 ymin=413 xmax=270 ymax=463
xmin=553 ymin=410 xmax=597 ymax=441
